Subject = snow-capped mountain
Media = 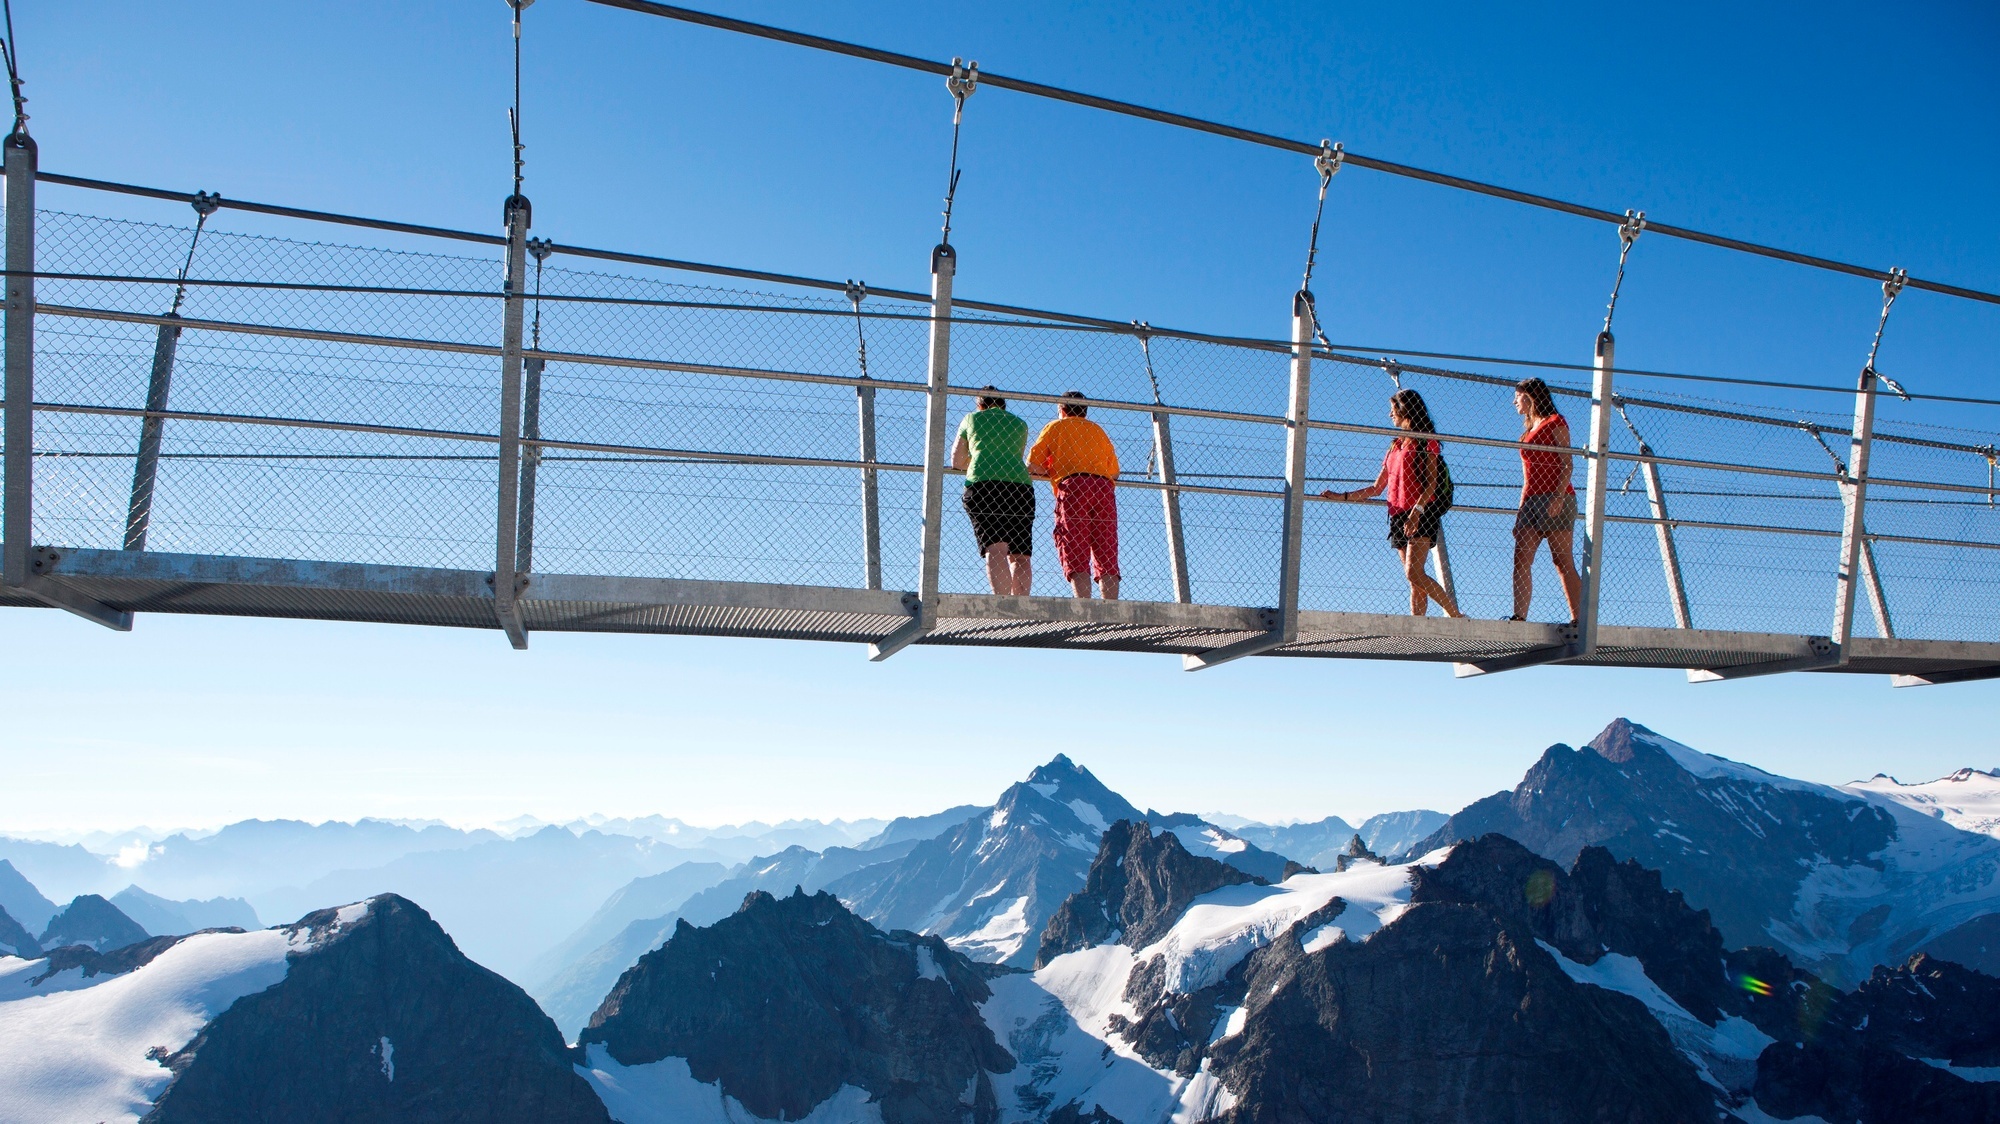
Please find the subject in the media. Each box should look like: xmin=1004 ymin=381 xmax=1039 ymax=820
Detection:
xmin=1412 ymin=718 xmax=2000 ymax=983
xmin=567 ymin=824 xmax=1998 ymax=1123
xmin=1847 ymin=767 xmax=2000 ymax=839
xmin=0 ymin=895 xmax=609 ymax=1123
xmin=834 ymin=755 xmax=1288 ymax=968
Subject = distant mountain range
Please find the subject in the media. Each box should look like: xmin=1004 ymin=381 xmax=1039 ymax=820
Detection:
xmin=9 ymin=813 xmax=1993 ymax=1121
xmin=4 ymin=717 xmax=1999 ymax=1121
xmin=1847 ymin=767 xmax=2000 ymax=839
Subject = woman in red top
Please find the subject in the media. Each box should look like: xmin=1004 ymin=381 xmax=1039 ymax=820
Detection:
xmin=1323 ymin=389 xmax=1462 ymax=618
xmin=1510 ymin=378 xmax=1582 ymax=622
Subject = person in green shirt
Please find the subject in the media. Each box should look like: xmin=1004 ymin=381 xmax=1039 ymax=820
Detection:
xmin=952 ymin=388 xmax=1035 ymax=595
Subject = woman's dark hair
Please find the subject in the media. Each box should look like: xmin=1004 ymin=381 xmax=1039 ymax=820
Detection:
xmin=1059 ymin=390 xmax=1088 ymax=418
xmin=1514 ymin=377 xmax=1559 ymax=419
xmin=977 ymin=385 xmax=1005 ymax=410
xmin=1389 ymin=388 xmax=1436 ymax=435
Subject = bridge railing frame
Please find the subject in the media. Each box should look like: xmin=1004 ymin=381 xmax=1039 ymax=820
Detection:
xmin=7 ymin=178 xmax=2000 ymax=680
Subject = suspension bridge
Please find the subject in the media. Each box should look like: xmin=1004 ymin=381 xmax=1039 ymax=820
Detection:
xmin=3 ymin=2 xmax=1998 ymax=684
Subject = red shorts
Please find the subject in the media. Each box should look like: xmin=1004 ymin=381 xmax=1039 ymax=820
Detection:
xmin=1053 ymin=474 xmax=1120 ymax=581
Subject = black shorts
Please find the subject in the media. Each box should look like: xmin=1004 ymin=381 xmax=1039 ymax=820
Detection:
xmin=963 ymin=479 xmax=1035 ymax=556
xmin=1387 ymin=505 xmax=1444 ymax=551
xmin=1515 ymin=491 xmax=1578 ymax=538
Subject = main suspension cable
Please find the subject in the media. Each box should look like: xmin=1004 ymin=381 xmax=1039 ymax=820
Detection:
xmin=580 ymin=0 xmax=1998 ymax=307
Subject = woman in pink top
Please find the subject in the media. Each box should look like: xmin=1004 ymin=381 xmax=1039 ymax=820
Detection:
xmin=1323 ymin=389 xmax=1462 ymax=618
xmin=1509 ymin=377 xmax=1582 ymax=623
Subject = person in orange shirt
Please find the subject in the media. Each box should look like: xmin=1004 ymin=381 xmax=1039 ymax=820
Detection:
xmin=1028 ymin=391 xmax=1121 ymax=599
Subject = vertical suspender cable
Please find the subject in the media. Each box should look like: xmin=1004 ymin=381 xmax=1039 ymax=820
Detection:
xmin=1832 ymin=268 xmax=1908 ymax=656
xmin=493 ymin=0 xmax=537 ymax=648
xmin=1579 ymin=210 xmax=1642 ymax=653
xmin=872 ymin=60 xmax=974 ymax=660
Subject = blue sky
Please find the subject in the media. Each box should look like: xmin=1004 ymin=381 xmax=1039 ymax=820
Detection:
xmin=3 ymin=1 xmax=1997 ymax=833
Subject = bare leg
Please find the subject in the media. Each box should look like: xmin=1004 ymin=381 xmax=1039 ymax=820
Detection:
xmin=1545 ymin=530 xmax=1583 ymax=623
xmin=1009 ymin=553 xmax=1033 ymax=597
xmin=984 ymin=543 xmax=1011 ymax=595
xmin=1068 ymin=572 xmax=1092 ymax=598
xmin=1100 ymin=575 xmax=1120 ymax=600
xmin=1403 ymin=539 xmax=1460 ymax=617
xmin=1511 ymin=528 xmax=1540 ymax=618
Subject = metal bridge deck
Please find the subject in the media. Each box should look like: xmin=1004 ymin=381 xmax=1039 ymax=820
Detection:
xmin=11 ymin=546 xmax=1998 ymax=684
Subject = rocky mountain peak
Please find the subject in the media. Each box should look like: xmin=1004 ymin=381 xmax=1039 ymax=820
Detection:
xmin=147 ymin=894 xmax=609 ymax=1123
xmin=1036 ymin=820 xmax=1261 ymax=967
xmin=581 ymin=887 xmax=1012 ymax=1124
xmin=1586 ymin=716 xmax=1648 ymax=762
xmin=1333 ymin=834 xmax=1384 ymax=872
xmin=40 ymin=893 xmax=149 ymax=952
xmin=1006 ymin=756 xmax=1141 ymax=831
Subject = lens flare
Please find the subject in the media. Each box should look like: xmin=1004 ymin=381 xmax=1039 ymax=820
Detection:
xmin=1738 ymin=975 xmax=1773 ymax=997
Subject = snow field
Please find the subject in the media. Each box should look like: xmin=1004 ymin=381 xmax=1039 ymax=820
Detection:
xmin=975 ymin=853 xmax=1441 ymax=1123
xmin=0 ymin=929 xmax=293 ymax=1124
xmin=577 ymin=1047 xmax=884 ymax=1124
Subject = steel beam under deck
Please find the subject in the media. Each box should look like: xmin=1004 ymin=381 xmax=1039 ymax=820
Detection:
xmin=9 ymin=546 xmax=2000 ymax=682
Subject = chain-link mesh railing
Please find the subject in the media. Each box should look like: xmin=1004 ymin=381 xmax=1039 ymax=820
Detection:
xmin=8 ymin=188 xmax=2000 ymax=648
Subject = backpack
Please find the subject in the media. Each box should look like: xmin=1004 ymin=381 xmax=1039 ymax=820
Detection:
xmin=1430 ymin=444 xmax=1455 ymax=514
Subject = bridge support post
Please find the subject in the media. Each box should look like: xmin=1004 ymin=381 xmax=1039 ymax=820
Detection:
xmin=1151 ymin=408 xmax=1192 ymax=603
xmin=2 ymin=131 xmax=33 ymax=590
xmin=870 ymin=243 xmax=955 ymax=660
xmin=122 ymin=316 xmax=181 ymax=551
xmin=491 ymin=194 xmax=531 ymax=649
xmin=516 ymin=355 xmax=543 ymax=577
xmin=3 ymin=134 xmax=129 ymax=629
xmin=1185 ymin=288 xmax=1313 ymax=670
xmin=1577 ymin=332 xmax=1614 ymax=652
xmin=858 ymin=374 xmax=881 ymax=591
xmin=1831 ymin=366 xmax=1881 ymax=660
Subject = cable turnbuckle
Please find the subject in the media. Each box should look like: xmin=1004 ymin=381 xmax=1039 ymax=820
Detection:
xmin=947 ymin=59 xmax=979 ymax=103
xmin=190 ymin=191 xmax=222 ymax=219
xmin=526 ymin=237 xmax=554 ymax=263
xmin=1315 ymin=139 xmax=1344 ymax=182
xmin=1618 ymin=208 xmax=1646 ymax=248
